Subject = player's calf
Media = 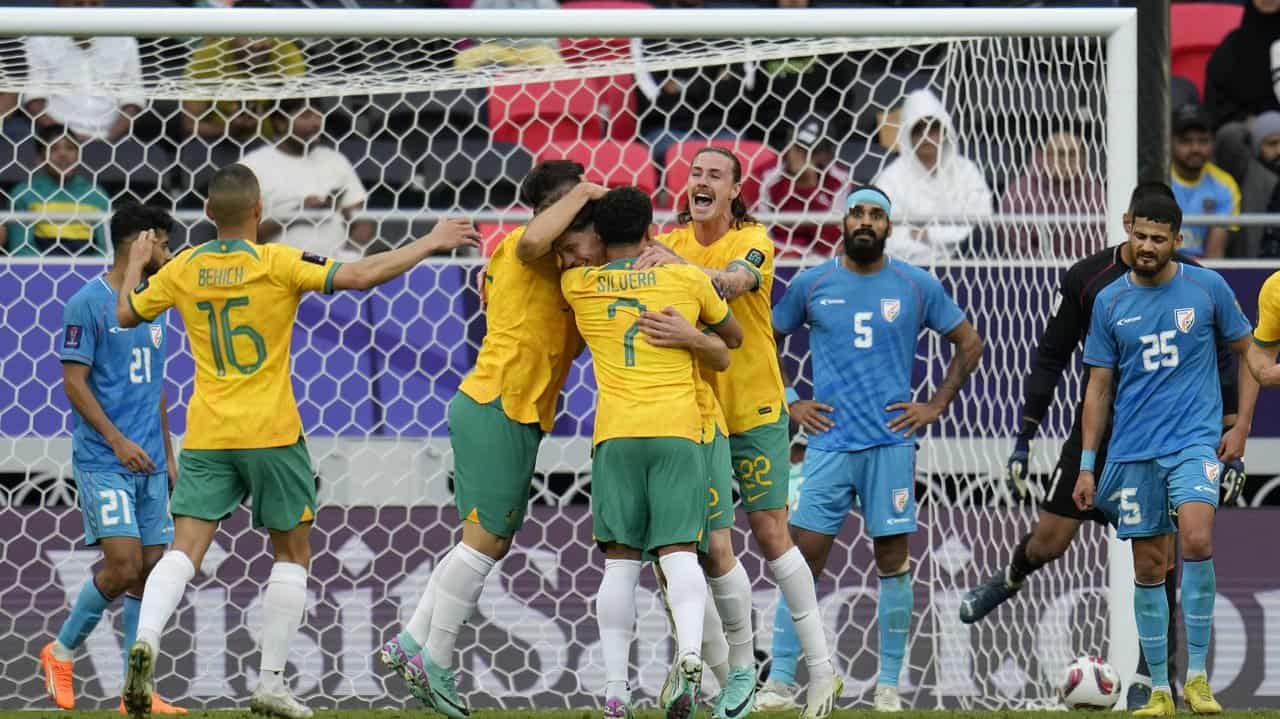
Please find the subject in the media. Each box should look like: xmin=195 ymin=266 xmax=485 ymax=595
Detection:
xmin=746 ymin=508 xmax=793 ymax=562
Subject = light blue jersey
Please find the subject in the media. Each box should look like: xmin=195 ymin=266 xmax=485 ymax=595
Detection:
xmin=772 ymin=257 xmax=966 ymax=452
xmin=60 ymin=276 xmax=169 ymax=473
xmin=1083 ymin=263 xmax=1251 ymax=462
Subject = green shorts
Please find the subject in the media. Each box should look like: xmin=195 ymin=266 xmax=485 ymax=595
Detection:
xmin=449 ymin=392 xmax=542 ymax=538
xmin=731 ymin=410 xmax=791 ymax=513
xmin=173 ymin=437 xmax=316 ymax=531
xmin=591 ymin=437 xmax=707 ymax=554
xmin=706 ymin=430 xmax=735 ymax=531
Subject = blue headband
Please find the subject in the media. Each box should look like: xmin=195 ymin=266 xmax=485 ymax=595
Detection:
xmin=846 ymin=188 xmax=891 ymax=215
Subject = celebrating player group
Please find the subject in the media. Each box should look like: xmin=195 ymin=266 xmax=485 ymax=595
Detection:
xmin=42 ymin=145 xmax=1280 ymax=719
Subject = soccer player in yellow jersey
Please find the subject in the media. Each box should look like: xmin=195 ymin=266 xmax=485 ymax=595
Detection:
xmin=561 ymin=186 xmax=743 ymax=719
xmin=548 ymin=182 xmax=755 ymax=719
xmin=635 ymin=147 xmax=840 ymax=718
xmin=114 ymin=163 xmax=479 ymax=719
xmin=379 ymin=161 xmax=600 ymax=719
xmin=1249 ymin=270 xmax=1280 ymax=386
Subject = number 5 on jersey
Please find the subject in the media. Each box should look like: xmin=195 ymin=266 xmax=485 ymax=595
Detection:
xmin=854 ymin=311 xmax=873 ymax=348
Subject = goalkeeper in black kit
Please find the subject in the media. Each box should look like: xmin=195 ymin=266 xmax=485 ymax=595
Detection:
xmin=959 ymin=182 xmax=1253 ymax=708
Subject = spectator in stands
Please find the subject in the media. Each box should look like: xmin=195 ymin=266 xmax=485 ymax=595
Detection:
xmin=1171 ymin=103 xmax=1240 ymax=258
xmin=872 ymin=88 xmax=992 ymax=264
xmin=240 ymin=98 xmax=374 ymax=260
xmin=22 ymin=0 xmax=143 ymax=142
xmin=181 ymin=7 xmax=306 ymax=145
xmin=5 ymin=124 xmax=110 ymax=257
xmin=1214 ymin=109 xmax=1280 ymax=257
xmin=747 ymin=0 xmax=856 ymax=147
xmin=758 ymin=116 xmax=849 ymax=256
xmin=998 ymin=130 xmax=1105 ymax=258
xmin=454 ymin=0 xmax=565 ymax=70
xmin=1206 ymin=0 xmax=1280 ymax=132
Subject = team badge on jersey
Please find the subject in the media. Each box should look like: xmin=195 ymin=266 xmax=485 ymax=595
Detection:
xmin=150 ymin=323 xmax=163 ymax=349
xmin=882 ymin=298 xmax=901 ymax=323
xmin=1175 ymin=307 xmax=1195 ymax=333
xmin=1203 ymin=461 xmax=1220 ymax=484
xmin=893 ymin=487 xmax=909 ymax=512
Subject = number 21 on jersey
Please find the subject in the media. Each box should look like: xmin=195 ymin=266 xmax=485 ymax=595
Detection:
xmin=129 ymin=347 xmax=152 ymax=384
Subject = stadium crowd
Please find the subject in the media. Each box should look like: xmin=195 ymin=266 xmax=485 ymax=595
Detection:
xmin=0 ymin=0 xmax=1269 ymax=261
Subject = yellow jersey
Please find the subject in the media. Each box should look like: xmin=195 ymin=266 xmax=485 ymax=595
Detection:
xmin=1256 ymin=270 xmax=1280 ymax=346
xmin=458 ymin=227 xmax=582 ymax=432
xmin=561 ymin=258 xmax=731 ymax=445
xmin=129 ymin=239 xmax=340 ymax=450
xmin=658 ymin=223 xmax=786 ymax=434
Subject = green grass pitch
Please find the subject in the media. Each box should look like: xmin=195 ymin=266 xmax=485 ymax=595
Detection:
xmin=7 ymin=706 xmax=1280 ymax=711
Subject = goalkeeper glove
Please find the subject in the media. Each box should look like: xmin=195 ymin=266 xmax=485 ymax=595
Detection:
xmin=1006 ymin=435 xmax=1031 ymax=501
xmin=1220 ymin=458 xmax=1246 ymax=505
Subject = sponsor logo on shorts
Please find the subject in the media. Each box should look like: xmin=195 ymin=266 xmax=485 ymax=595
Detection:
xmin=893 ymin=488 xmax=909 ymax=513
xmin=881 ymin=298 xmax=901 ymax=323
xmin=1193 ymin=484 xmax=1216 ymax=495
xmin=885 ymin=517 xmax=913 ymax=525
xmin=746 ymin=491 xmax=768 ymax=503
xmin=150 ymin=323 xmax=163 ymax=349
xmin=64 ymin=325 xmax=82 ymax=348
xmin=1176 ymin=307 xmax=1196 ymax=333
xmin=1203 ymin=461 xmax=1220 ymax=484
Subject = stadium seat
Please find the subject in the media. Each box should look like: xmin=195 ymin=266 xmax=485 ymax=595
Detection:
xmin=359 ymin=88 xmax=487 ymax=141
xmin=488 ymin=79 xmax=605 ymax=153
xmin=593 ymin=74 xmax=639 ymax=142
xmin=661 ymin=139 xmax=777 ymax=210
xmin=1171 ymin=2 xmax=1244 ymax=98
xmin=538 ymin=139 xmax=657 ymax=194
xmin=80 ymin=139 xmax=172 ymax=203
xmin=173 ymin=140 xmax=255 ymax=208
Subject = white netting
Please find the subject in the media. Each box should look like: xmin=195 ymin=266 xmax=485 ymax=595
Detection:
xmin=0 ymin=10 xmax=1119 ymax=712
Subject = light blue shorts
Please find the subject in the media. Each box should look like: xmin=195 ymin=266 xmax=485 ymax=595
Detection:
xmin=789 ymin=445 xmax=916 ymax=538
xmin=1094 ymin=445 xmax=1221 ymax=539
xmin=74 ymin=468 xmax=174 ymax=547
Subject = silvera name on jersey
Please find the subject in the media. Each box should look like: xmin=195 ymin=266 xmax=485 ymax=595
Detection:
xmin=197 ymin=266 xmax=245 ymax=288
xmin=597 ymin=270 xmax=658 ymax=294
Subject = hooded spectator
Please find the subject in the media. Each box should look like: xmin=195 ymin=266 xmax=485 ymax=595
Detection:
xmin=872 ymin=88 xmax=992 ymax=264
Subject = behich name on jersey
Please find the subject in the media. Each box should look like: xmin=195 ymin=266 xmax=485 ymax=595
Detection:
xmin=597 ymin=270 xmax=658 ymax=293
xmin=198 ymin=266 xmax=246 ymax=288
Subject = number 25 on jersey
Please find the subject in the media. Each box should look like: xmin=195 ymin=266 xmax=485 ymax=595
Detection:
xmin=1139 ymin=331 xmax=1179 ymax=372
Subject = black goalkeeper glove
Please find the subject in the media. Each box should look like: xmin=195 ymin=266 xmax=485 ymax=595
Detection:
xmin=1220 ymin=458 xmax=1246 ymax=506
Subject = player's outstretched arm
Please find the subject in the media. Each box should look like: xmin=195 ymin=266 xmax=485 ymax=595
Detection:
xmin=331 ymin=218 xmax=480 ymax=292
xmin=518 ymin=181 xmax=608 ymax=262
xmin=886 ymin=320 xmax=983 ymax=437
xmin=63 ymin=362 xmax=155 ymax=474
xmin=636 ymin=307 xmax=734 ymax=371
xmin=1073 ymin=365 xmax=1114 ymax=511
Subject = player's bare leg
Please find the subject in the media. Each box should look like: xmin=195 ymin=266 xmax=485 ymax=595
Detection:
xmin=248 ymin=523 xmax=314 ymax=719
xmin=959 ymin=510 xmax=1080 ymax=624
xmin=126 ymin=517 xmax=219 ymax=718
xmin=871 ymin=534 xmax=911 ymax=713
xmin=699 ymin=528 xmax=756 ymax=719
xmin=788 ymin=526 xmax=842 ymax=719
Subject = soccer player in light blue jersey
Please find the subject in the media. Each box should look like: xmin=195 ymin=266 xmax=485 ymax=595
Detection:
xmin=1073 ymin=191 xmax=1258 ymax=717
xmin=765 ymin=186 xmax=984 ymax=712
xmin=39 ymin=205 xmax=186 ymax=715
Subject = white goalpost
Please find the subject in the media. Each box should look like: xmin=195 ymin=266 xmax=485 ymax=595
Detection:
xmin=0 ymin=6 xmax=1136 ymax=710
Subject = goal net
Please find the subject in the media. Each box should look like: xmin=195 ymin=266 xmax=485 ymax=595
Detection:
xmin=0 ymin=6 xmax=1136 ymax=711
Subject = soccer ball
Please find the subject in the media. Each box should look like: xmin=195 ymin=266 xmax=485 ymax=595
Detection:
xmin=1059 ymin=656 xmax=1121 ymax=710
